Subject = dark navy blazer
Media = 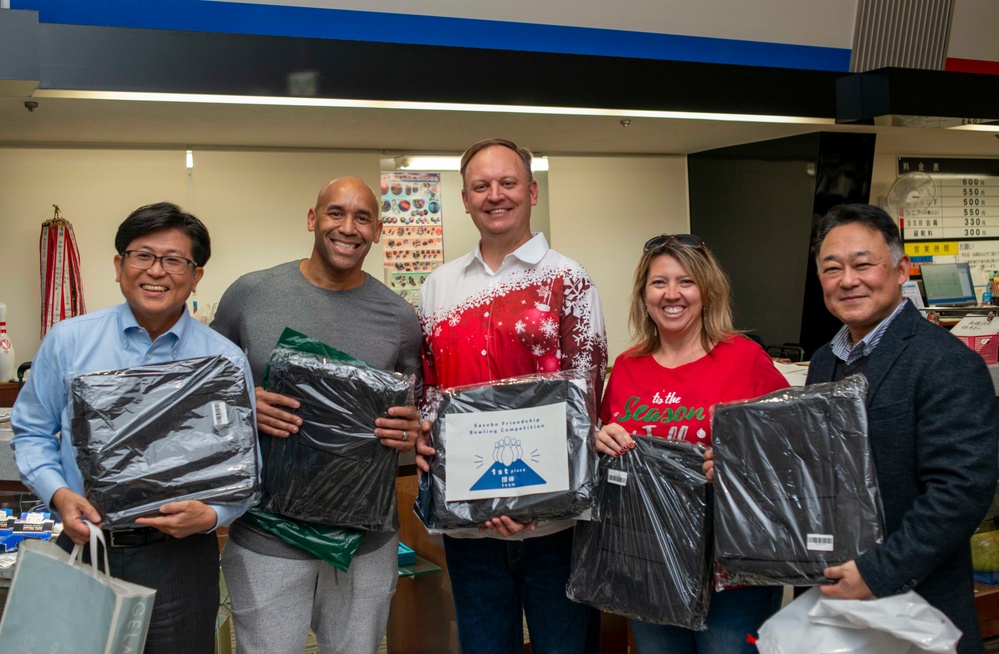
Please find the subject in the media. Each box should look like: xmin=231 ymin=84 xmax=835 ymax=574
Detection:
xmin=808 ymin=301 xmax=999 ymax=654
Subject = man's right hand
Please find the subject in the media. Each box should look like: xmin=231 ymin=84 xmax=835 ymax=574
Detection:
xmin=254 ymin=386 xmax=302 ymax=438
xmin=51 ymin=487 xmax=102 ymax=545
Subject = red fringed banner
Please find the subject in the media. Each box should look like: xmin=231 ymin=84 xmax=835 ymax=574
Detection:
xmin=40 ymin=207 xmax=86 ymax=337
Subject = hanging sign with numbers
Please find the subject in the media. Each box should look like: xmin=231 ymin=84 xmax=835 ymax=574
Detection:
xmin=897 ymin=158 xmax=999 ymax=272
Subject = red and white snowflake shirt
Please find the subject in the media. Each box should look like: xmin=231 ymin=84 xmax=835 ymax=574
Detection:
xmin=419 ymin=233 xmax=608 ymax=395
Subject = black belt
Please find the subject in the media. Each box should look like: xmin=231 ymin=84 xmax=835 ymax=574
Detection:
xmin=104 ymin=527 xmax=171 ymax=548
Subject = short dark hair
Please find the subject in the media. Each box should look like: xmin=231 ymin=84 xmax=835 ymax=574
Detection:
xmin=114 ymin=202 xmax=211 ymax=267
xmin=459 ymin=138 xmax=534 ymax=186
xmin=813 ymin=203 xmax=904 ymax=265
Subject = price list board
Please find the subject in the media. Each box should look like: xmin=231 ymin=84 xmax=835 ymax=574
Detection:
xmin=898 ymin=158 xmax=999 ymax=272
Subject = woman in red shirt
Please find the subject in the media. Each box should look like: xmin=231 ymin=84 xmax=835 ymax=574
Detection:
xmin=596 ymin=233 xmax=788 ymax=653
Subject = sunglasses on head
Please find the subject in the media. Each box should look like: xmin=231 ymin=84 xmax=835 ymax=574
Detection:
xmin=643 ymin=234 xmax=705 ymax=252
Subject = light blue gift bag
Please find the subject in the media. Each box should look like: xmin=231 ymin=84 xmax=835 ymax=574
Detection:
xmin=0 ymin=522 xmax=156 ymax=654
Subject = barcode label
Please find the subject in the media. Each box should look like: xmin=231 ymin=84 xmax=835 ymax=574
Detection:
xmin=607 ymin=470 xmax=628 ymax=486
xmin=211 ymin=402 xmax=229 ymax=426
xmin=807 ymin=533 xmax=834 ymax=551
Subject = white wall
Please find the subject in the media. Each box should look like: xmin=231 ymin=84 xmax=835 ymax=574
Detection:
xmin=548 ymin=155 xmax=690 ymax=361
xmin=948 ymin=0 xmax=999 ymax=62
xmin=0 ymin=147 xmax=385 ymax=362
xmin=2 ymin=142 xmax=955 ymax=369
xmin=0 ymin=148 xmax=189 ymax=364
xmin=0 ymin=146 xmax=631 ymax=368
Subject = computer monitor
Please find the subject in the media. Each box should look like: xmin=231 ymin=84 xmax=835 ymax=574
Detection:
xmin=920 ymin=263 xmax=977 ymax=306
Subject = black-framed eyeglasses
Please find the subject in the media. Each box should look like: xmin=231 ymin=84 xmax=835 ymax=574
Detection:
xmin=121 ymin=250 xmax=197 ymax=275
xmin=643 ymin=234 xmax=706 ymax=252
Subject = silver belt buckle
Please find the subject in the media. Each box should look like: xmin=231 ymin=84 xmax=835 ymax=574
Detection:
xmin=108 ymin=528 xmax=137 ymax=548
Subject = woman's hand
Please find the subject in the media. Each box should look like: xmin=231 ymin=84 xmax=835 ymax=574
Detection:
xmin=703 ymin=447 xmax=715 ymax=483
xmin=595 ymin=422 xmax=635 ymax=457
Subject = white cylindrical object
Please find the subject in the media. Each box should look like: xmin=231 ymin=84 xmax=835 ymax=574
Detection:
xmin=0 ymin=302 xmax=15 ymax=382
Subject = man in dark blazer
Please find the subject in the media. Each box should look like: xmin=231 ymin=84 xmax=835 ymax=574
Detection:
xmin=807 ymin=203 xmax=999 ymax=653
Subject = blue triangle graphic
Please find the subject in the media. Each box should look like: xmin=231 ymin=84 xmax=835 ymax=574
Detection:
xmin=470 ymin=459 xmax=547 ymax=491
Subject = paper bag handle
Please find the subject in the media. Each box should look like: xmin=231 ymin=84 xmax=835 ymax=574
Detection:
xmin=69 ymin=520 xmax=112 ymax=580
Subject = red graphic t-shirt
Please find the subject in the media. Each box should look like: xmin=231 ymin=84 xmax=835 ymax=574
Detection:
xmin=600 ymin=336 xmax=788 ymax=448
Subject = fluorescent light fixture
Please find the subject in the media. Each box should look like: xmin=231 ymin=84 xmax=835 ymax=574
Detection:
xmin=30 ymin=89 xmax=835 ymax=126
xmin=948 ymin=123 xmax=999 ymax=132
xmin=185 ymin=149 xmax=194 ymax=169
xmin=398 ymin=155 xmax=548 ymax=172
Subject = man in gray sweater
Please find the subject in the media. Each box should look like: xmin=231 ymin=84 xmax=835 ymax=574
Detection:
xmin=212 ymin=176 xmax=422 ymax=654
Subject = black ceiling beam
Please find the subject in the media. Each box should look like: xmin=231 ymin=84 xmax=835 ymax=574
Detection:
xmin=27 ymin=20 xmax=841 ymax=118
xmin=837 ymin=67 xmax=999 ymax=123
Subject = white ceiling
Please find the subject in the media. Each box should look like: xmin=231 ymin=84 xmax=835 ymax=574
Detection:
xmin=1 ymin=94 xmax=998 ymax=158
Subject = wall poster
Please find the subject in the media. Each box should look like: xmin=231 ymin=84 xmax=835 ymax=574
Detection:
xmin=379 ymin=171 xmax=444 ymax=308
xmin=897 ymin=158 xmax=999 ymax=274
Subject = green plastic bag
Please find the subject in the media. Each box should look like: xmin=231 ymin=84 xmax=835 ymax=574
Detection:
xmin=263 ymin=327 xmax=372 ymax=385
xmin=244 ymin=508 xmax=364 ymax=572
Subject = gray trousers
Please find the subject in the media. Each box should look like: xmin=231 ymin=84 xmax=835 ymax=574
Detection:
xmin=221 ymin=532 xmax=398 ymax=654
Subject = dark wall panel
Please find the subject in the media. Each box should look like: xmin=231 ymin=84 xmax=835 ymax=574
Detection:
xmin=689 ymin=132 xmax=876 ymax=358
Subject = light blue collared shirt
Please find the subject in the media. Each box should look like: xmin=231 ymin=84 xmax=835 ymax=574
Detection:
xmin=830 ymin=300 xmax=908 ymax=365
xmin=11 ymin=303 xmax=257 ymax=530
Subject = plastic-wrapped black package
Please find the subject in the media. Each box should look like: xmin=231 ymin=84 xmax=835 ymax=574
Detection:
xmin=260 ymin=332 xmax=415 ymax=532
xmin=415 ymin=369 xmax=598 ymax=532
xmin=71 ymin=354 xmax=259 ymax=528
xmin=712 ymin=374 xmax=884 ymax=585
xmin=567 ymin=437 xmax=712 ymax=630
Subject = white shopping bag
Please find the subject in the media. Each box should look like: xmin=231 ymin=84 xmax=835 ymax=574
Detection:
xmin=0 ymin=522 xmax=156 ymax=654
xmin=756 ymin=587 xmax=961 ymax=654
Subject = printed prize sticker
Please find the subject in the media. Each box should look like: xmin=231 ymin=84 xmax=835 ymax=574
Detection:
xmin=607 ymin=470 xmax=628 ymax=486
xmin=211 ymin=401 xmax=229 ymax=427
xmin=445 ymin=402 xmax=569 ymax=502
xmin=806 ymin=533 xmax=835 ymax=552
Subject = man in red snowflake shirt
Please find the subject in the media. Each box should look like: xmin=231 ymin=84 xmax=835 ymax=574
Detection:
xmin=415 ymin=138 xmax=607 ymax=653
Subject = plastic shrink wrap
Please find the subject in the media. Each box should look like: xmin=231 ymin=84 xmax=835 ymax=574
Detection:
xmin=415 ymin=369 xmax=598 ymax=532
xmin=567 ymin=437 xmax=712 ymax=630
xmin=260 ymin=329 xmax=415 ymax=531
xmin=712 ymin=374 xmax=884 ymax=585
xmin=71 ymin=354 xmax=259 ymax=528
xmin=756 ymin=587 xmax=960 ymax=654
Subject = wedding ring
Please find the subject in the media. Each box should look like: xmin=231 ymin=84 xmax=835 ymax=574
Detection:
xmin=402 ymin=431 xmax=409 ymax=442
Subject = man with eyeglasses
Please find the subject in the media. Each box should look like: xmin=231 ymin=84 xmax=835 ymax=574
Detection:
xmin=211 ymin=176 xmax=422 ymax=654
xmin=12 ymin=202 xmax=256 ymax=654
xmin=415 ymin=139 xmax=607 ymax=653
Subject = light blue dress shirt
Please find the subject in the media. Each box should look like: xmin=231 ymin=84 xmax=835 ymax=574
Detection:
xmin=11 ymin=303 xmax=258 ymax=530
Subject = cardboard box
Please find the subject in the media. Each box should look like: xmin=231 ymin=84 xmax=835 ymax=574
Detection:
xmin=951 ymin=315 xmax=999 ymax=365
